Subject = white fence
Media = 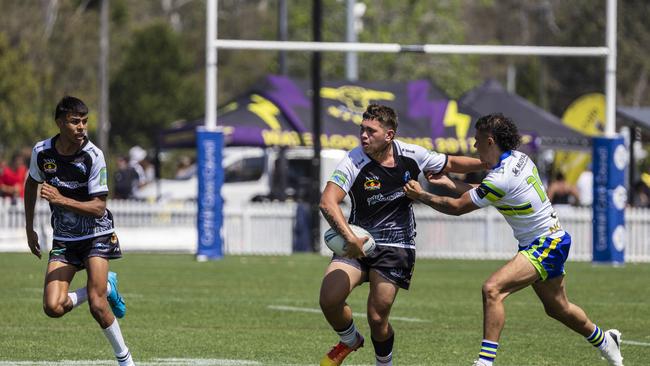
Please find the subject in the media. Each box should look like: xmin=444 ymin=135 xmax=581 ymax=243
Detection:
xmin=2 ymin=199 xmax=649 ymax=262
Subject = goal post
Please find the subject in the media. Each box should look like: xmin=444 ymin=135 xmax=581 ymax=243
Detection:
xmin=202 ymin=0 xmax=624 ymax=264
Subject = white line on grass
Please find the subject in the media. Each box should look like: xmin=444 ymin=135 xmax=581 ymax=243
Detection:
xmin=622 ymin=340 xmax=650 ymax=346
xmin=0 ymin=359 xmax=262 ymax=366
xmin=268 ymin=305 xmax=430 ymax=323
xmin=0 ymin=361 xmax=372 ymax=366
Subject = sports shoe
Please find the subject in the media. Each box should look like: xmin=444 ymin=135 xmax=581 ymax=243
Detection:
xmin=320 ymin=333 xmax=364 ymax=366
xmin=107 ymin=271 xmax=126 ymax=318
xmin=599 ymin=329 xmax=623 ymax=366
xmin=472 ymin=360 xmax=490 ymax=366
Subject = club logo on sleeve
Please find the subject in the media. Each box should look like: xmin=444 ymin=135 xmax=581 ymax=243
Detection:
xmin=364 ymin=177 xmax=381 ymax=191
xmin=403 ymin=171 xmax=411 ymax=182
xmin=43 ymin=159 xmax=57 ymax=173
xmin=99 ymin=167 xmax=107 ymax=185
xmin=330 ymin=170 xmax=349 ymax=186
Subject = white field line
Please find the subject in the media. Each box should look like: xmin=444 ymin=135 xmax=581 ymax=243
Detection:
xmin=0 ymin=360 xmax=261 ymax=366
xmin=622 ymin=339 xmax=650 ymax=346
xmin=0 ymin=361 xmax=373 ymax=366
xmin=267 ymin=305 xmax=430 ymax=323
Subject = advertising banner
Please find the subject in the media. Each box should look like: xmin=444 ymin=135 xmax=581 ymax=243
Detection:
xmin=196 ymin=128 xmax=224 ymax=260
xmin=592 ymin=136 xmax=626 ymax=264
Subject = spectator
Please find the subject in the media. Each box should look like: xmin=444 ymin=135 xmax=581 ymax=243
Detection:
xmin=547 ymin=172 xmax=579 ymax=205
xmin=575 ymin=165 xmax=593 ymax=206
xmin=128 ymin=145 xmax=154 ymax=188
xmin=113 ymin=156 xmax=140 ymax=199
xmin=0 ymin=152 xmax=28 ymax=199
xmin=630 ymin=181 xmax=650 ymax=207
xmin=175 ymin=156 xmax=196 ymax=179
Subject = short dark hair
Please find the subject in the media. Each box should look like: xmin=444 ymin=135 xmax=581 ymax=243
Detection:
xmin=475 ymin=113 xmax=521 ymax=151
xmin=362 ymin=104 xmax=398 ymax=133
xmin=55 ymin=96 xmax=88 ymax=121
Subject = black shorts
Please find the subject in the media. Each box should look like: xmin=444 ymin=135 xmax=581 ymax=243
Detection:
xmin=332 ymin=245 xmax=416 ymax=290
xmin=48 ymin=232 xmax=122 ymax=269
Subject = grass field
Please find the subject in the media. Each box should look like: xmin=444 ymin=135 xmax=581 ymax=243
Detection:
xmin=0 ymin=253 xmax=648 ymax=365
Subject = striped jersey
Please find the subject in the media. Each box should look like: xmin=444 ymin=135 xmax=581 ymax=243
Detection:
xmin=328 ymin=140 xmax=447 ymax=248
xmin=469 ymin=150 xmax=564 ymax=245
xmin=29 ymin=135 xmax=115 ymax=241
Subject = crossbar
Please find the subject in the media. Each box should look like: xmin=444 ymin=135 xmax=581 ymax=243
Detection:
xmin=213 ymin=39 xmax=609 ymax=57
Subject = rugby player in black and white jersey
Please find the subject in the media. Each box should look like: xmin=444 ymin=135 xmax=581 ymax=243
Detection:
xmin=318 ymin=104 xmax=487 ymax=366
xmin=24 ymin=96 xmax=135 ymax=366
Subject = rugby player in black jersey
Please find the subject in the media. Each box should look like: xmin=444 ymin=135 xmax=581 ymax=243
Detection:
xmin=24 ymin=96 xmax=135 ymax=365
xmin=318 ymin=104 xmax=486 ymax=366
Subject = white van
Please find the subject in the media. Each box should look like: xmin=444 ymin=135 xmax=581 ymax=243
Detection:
xmin=134 ymin=147 xmax=347 ymax=206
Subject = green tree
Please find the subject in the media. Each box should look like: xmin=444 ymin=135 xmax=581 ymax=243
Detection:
xmin=110 ymin=21 xmax=202 ymax=150
xmin=0 ymin=33 xmax=50 ymax=156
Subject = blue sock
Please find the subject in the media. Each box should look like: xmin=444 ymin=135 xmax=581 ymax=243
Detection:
xmin=586 ymin=325 xmax=606 ymax=348
xmin=478 ymin=340 xmax=498 ymax=365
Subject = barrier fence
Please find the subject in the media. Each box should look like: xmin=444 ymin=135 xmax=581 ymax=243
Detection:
xmin=1 ymin=199 xmax=649 ymax=262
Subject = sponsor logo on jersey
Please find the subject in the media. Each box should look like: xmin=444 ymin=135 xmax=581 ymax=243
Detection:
xmin=43 ymin=159 xmax=57 ymax=173
xmin=367 ymin=191 xmax=404 ymax=206
xmin=331 ymin=170 xmax=349 ymax=186
xmin=364 ymin=177 xmax=381 ymax=190
xmin=50 ymin=177 xmax=88 ymax=190
xmin=512 ymin=154 xmax=528 ymax=177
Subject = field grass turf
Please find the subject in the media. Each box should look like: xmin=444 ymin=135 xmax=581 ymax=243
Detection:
xmin=0 ymin=253 xmax=648 ymax=365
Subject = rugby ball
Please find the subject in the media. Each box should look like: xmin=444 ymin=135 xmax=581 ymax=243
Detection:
xmin=324 ymin=224 xmax=376 ymax=256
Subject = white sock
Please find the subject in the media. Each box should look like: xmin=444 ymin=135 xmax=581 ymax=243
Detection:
xmin=376 ymin=352 xmax=393 ymax=365
xmin=102 ymin=319 xmax=132 ymax=363
xmin=336 ymin=321 xmax=359 ymax=347
xmin=68 ymin=288 xmax=88 ymax=308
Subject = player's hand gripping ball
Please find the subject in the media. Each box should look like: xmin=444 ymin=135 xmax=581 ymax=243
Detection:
xmin=324 ymin=224 xmax=376 ymax=256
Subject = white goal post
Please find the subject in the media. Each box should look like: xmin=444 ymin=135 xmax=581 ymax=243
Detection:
xmin=201 ymin=0 xmax=623 ymax=264
xmin=206 ymin=0 xmax=617 ymax=135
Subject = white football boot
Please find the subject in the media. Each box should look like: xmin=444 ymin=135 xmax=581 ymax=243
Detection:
xmin=599 ymin=329 xmax=623 ymax=366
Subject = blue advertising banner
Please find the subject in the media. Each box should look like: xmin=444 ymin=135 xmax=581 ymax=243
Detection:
xmin=592 ymin=137 xmax=627 ymax=264
xmin=196 ymin=128 xmax=224 ymax=260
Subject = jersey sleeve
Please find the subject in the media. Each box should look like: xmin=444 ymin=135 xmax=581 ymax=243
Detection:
xmin=469 ymin=176 xmax=506 ymax=208
xmin=28 ymin=146 xmax=45 ymax=183
xmin=88 ymin=150 xmax=109 ymax=196
xmin=327 ymin=154 xmax=357 ymax=193
xmin=417 ymin=146 xmax=447 ymax=174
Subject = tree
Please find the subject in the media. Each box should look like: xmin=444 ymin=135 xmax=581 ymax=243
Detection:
xmin=0 ymin=33 xmax=48 ymax=156
xmin=110 ymin=21 xmax=202 ymax=150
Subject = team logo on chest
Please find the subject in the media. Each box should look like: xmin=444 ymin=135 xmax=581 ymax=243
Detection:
xmin=72 ymin=158 xmax=87 ymax=175
xmin=364 ymin=176 xmax=381 ymax=191
xmin=43 ymin=159 xmax=57 ymax=174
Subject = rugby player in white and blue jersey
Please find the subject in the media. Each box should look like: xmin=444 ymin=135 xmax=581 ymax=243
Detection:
xmin=24 ymin=96 xmax=135 ymax=366
xmin=404 ymin=113 xmax=623 ymax=366
xmin=319 ymin=104 xmax=487 ymax=366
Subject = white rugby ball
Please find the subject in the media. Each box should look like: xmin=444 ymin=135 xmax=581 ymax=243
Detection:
xmin=324 ymin=224 xmax=376 ymax=256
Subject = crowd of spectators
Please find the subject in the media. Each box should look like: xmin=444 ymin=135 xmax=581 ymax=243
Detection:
xmin=0 ymin=150 xmax=29 ymax=203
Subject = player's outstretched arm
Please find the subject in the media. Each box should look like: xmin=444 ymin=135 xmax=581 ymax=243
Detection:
xmin=24 ymin=177 xmax=41 ymax=259
xmin=40 ymin=182 xmax=107 ymax=218
xmin=319 ymin=182 xmax=366 ymax=258
xmin=404 ymin=180 xmax=479 ymax=216
xmin=443 ymin=155 xmax=488 ymax=174
xmin=424 ymin=171 xmax=477 ymax=195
